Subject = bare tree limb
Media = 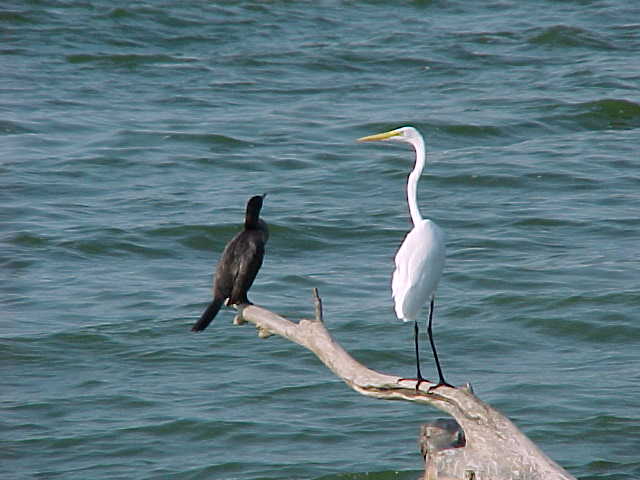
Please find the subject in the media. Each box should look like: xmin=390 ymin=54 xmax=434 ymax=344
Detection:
xmin=233 ymin=291 xmax=576 ymax=480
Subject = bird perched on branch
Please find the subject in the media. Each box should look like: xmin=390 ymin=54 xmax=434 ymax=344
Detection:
xmin=192 ymin=194 xmax=268 ymax=332
xmin=358 ymin=127 xmax=450 ymax=389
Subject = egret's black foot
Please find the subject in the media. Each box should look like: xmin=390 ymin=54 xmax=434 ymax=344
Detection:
xmin=427 ymin=380 xmax=455 ymax=393
xmin=398 ymin=375 xmax=432 ymax=391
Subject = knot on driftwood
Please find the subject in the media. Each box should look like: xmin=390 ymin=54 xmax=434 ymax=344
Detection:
xmin=420 ymin=418 xmax=466 ymax=459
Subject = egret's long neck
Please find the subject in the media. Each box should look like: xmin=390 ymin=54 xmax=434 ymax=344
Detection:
xmin=407 ymin=135 xmax=426 ymax=226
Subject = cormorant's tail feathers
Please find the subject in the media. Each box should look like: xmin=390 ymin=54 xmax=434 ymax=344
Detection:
xmin=191 ymin=297 xmax=224 ymax=332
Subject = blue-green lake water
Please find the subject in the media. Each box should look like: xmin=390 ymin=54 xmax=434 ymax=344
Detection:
xmin=2 ymin=1 xmax=639 ymax=479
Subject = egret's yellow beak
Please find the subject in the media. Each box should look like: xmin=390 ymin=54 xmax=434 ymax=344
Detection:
xmin=357 ymin=129 xmax=402 ymax=142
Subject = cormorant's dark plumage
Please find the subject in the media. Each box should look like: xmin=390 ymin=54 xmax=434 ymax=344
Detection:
xmin=191 ymin=195 xmax=268 ymax=332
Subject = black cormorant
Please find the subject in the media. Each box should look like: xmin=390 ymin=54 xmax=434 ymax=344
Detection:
xmin=191 ymin=194 xmax=268 ymax=332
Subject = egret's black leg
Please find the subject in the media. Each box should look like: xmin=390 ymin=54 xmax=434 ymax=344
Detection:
xmin=413 ymin=320 xmax=427 ymax=390
xmin=399 ymin=320 xmax=430 ymax=390
xmin=427 ymin=298 xmax=454 ymax=389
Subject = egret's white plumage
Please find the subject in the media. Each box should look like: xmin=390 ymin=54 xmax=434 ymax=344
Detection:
xmin=392 ymin=219 xmax=445 ymax=322
xmin=358 ymin=126 xmax=450 ymax=389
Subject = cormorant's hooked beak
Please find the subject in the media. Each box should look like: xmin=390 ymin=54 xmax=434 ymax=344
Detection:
xmin=357 ymin=128 xmax=402 ymax=142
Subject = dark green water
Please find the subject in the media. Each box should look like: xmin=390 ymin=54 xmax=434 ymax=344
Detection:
xmin=2 ymin=1 xmax=639 ymax=479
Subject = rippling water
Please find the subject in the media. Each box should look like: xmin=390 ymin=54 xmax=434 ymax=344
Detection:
xmin=2 ymin=1 xmax=639 ymax=479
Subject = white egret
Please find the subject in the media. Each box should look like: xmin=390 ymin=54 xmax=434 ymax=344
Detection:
xmin=192 ymin=195 xmax=269 ymax=332
xmin=358 ymin=127 xmax=451 ymax=389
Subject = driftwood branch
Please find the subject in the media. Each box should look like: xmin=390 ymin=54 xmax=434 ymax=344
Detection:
xmin=233 ymin=290 xmax=576 ymax=480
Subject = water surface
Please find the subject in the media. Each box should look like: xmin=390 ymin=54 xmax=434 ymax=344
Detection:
xmin=2 ymin=1 xmax=639 ymax=479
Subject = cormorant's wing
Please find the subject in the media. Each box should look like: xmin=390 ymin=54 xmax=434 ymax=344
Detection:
xmin=228 ymin=233 xmax=265 ymax=305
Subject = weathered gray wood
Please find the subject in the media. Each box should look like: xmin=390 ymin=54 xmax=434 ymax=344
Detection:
xmin=233 ymin=290 xmax=576 ymax=480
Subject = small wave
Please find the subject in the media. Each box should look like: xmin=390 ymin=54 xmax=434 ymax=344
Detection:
xmin=541 ymin=98 xmax=640 ymax=131
xmin=65 ymin=53 xmax=198 ymax=69
xmin=179 ymin=221 xmax=347 ymax=254
xmin=551 ymin=291 xmax=640 ymax=309
xmin=162 ymin=223 xmax=241 ymax=251
xmin=0 ymin=119 xmax=37 ymax=135
xmin=111 ymin=129 xmax=252 ymax=151
xmin=441 ymin=123 xmax=504 ymax=138
xmin=162 ymin=132 xmax=251 ymax=147
xmin=120 ymin=417 xmax=251 ymax=439
xmin=47 ymin=330 xmax=124 ymax=351
xmin=0 ymin=330 xmax=128 ymax=368
xmin=104 ymin=7 xmax=133 ymax=19
xmin=583 ymin=98 xmax=640 ymax=129
xmin=528 ymin=25 xmax=616 ymax=50
xmin=527 ymin=312 xmax=640 ymax=344
xmin=0 ymin=11 xmax=35 ymax=24
xmin=8 ymin=232 xmax=50 ymax=248
xmin=512 ymin=216 xmax=586 ymax=228
xmin=59 ymin=230 xmax=173 ymax=259
xmin=440 ymin=173 xmax=527 ymax=188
